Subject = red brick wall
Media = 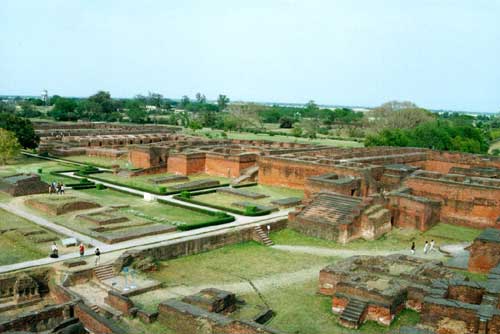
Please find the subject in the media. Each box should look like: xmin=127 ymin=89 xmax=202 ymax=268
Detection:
xmin=205 ymin=155 xmax=255 ymax=178
xmin=74 ymin=303 xmax=126 ymax=334
xmin=167 ymin=154 xmax=206 ymax=175
xmin=129 ymin=150 xmax=153 ymax=168
xmin=447 ymin=285 xmax=484 ymax=304
xmin=405 ymin=177 xmax=500 ymax=228
xmin=468 ymin=240 xmax=500 ymax=273
xmin=421 ymin=302 xmax=479 ymax=333
xmin=388 ymin=196 xmax=439 ymax=231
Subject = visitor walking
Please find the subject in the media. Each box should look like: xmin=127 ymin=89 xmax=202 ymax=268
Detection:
xmin=424 ymin=241 xmax=429 ymax=254
xmin=50 ymin=242 xmax=59 ymax=258
xmin=267 ymin=224 xmax=271 ymax=236
xmin=48 ymin=185 xmax=53 ymax=195
xmin=60 ymin=183 xmax=65 ymax=195
xmin=410 ymin=242 xmax=415 ymax=255
xmin=429 ymin=240 xmax=435 ymax=253
xmin=79 ymin=243 xmax=85 ymax=257
xmin=94 ymin=248 xmax=101 ymax=266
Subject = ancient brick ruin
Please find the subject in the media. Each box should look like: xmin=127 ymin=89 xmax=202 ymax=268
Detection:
xmin=320 ymin=254 xmax=500 ymax=334
xmin=0 ymin=174 xmax=49 ymax=197
xmin=275 ymin=147 xmax=500 ymax=241
xmin=468 ymin=229 xmax=500 ymax=274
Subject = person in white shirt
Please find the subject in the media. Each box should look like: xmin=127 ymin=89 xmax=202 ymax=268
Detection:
xmin=429 ymin=240 xmax=435 ymax=253
xmin=50 ymin=242 xmax=59 ymax=258
xmin=423 ymin=241 xmax=429 ymax=254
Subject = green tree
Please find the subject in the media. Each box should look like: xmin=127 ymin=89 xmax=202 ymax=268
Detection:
xmin=48 ymin=97 xmax=78 ymax=121
xmin=0 ymin=129 xmax=21 ymax=164
xmin=195 ymin=92 xmax=206 ymax=104
xmin=0 ymin=113 xmax=39 ymax=148
xmin=217 ymin=94 xmax=230 ymax=111
xmin=0 ymin=101 xmax=16 ymax=114
xmin=18 ymin=101 xmax=41 ymax=118
xmin=279 ymin=116 xmax=294 ymax=128
xmin=125 ymin=100 xmax=148 ymax=123
xmin=180 ymin=95 xmax=190 ymax=109
xmin=189 ymin=119 xmax=203 ymax=132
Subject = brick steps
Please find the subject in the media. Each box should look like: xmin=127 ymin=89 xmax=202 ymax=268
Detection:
xmin=339 ymin=298 xmax=367 ymax=329
xmin=298 ymin=192 xmax=364 ymax=226
xmin=90 ymin=304 xmax=100 ymax=313
xmin=232 ymin=166 xmax=259 ymax=185
xmin=254 ymin=226 xmax=274 ymax=246
xmin=94 ymin=264 xmax=115 ymax=282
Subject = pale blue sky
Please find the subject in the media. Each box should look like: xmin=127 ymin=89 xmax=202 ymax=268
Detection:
xmin=1 ymin=0 xmax=499 ymax=112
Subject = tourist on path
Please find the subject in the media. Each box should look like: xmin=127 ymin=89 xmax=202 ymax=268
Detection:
xmin=95 ymin=248 xmax=101 ymax=266
xmin=410 ymin=242 xmax=415 ymax=255
xmin=79 ymin=243 xmax=85 ymax=257
xmin=429 ymin=240 xmax=435 ymax=253
xmin=50 ymin=242 xmax=59 ymax=258
xmin=424 ymin=241 xmax=429 ymax=254
xmin=60 ymin=184 xmax=65 ymax=195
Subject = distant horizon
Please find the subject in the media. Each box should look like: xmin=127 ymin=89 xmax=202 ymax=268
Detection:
xmin=2 ymin=92 xmax=497 ymax=115
xmin=1 ymin=1 xmax=499 ymax=114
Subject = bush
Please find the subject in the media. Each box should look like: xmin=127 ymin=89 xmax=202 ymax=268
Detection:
xmin=80 ymin=178 xmax=89 ymax=184
xmin=244 ymin=205 xmax=258 ymax=215
xmin=96 ymin=183 xmax=106 ymax=190
xmin=37 ymin=168 xmax=43 ymax=174
xmin=158 ymin=186 xmax=167 ymax=194
xmin=79 ymin=165 xmax=100 ymax=175
xmin=180 ymin=191 xmax=191 ymax=199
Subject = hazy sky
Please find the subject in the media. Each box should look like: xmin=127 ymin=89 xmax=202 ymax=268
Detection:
xmin=1 ymin=1 xmax=499 ymax=112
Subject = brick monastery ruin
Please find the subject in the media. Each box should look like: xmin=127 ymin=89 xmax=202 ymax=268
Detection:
xmin=2 ymin=122 xmax=499 ymax=333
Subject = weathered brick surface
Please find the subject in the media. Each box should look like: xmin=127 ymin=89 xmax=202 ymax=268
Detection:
xmin=468 ymin=230 xmax=500 ymax=273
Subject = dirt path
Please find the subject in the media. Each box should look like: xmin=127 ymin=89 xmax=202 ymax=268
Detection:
xmin=272 ymin=244 xmax=446 ymax=260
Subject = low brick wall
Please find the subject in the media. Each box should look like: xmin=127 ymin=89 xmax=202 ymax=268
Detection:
xmin=74 ymin=302 xmax=127 ymax=334
xmin=0 ymin=302 xmax=73 ymax=333
xmin=105 ymin=290 xmax=134 ymax=314
xmin=114 ymin=219 xmax=287 ymax=271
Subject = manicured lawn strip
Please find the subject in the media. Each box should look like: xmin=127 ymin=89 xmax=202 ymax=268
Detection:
xmin=85 ymin=172 xmax=230 ymax=195
xmin=59 ymin=155 xmax=128 ymax=169
xmin=271 ymin=224 xmax=482 ymax=252
xmin=173 ymin=190 xmax=272 ymax=216
xmin=156 ymin=198 xmax=235 ymax=230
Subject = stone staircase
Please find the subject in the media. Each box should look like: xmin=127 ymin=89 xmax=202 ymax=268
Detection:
xmin=232 ymin=166 xmax=259 ymax=185
xmin=90 ymin=304 xmax=100 ymax=314
xmin=339 ymin=298 xmax=367 ymax=329
xmin=253 ymin=226 xmax=274 ymax=247
xmin=297 ymin=192 xmax=364 ymax=226
xmin=94 ymin=264 xmax=115 ymax=282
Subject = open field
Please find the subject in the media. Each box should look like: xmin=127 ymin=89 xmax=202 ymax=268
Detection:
xmin=186 ymin=128 xmax=364 ymax=148
xmin=91 ymin=171 xmax=230 ymax=193
xmin=0 ymin=208 xmax=74 ymax=265
xmin=59 ymin=155 xmax=129 ymax=168
xmin=192 ymin=184 xmax=303 ymax=209
xmin=130 ymin=239 xmax=421 ymax=334
xmin=271 ymin=224 xmax=482 ymax=252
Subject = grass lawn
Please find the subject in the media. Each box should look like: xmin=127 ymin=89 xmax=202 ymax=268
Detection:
xmin=59 ymin=155 xmax=129 ymax=168
xmin=0 ymin=156 xmax=77 ymax=185
xmin=271 ymin=223 xmax=482 ymax=252
xmin=186 ymin=128 xmax=363 ymax=148
xmin=489 ymin=140 xmax=500 ymax=154
xmin=0 ymin=208 xmax=73 ymax=265
xmin=22 ymin=188 xmax=217 ymax=239
xmin=90 ymin=172 xmax=230 ymax=193
xmin=234 ymin=279 xmax=420 ymax=334
xmin=192 ymin=184 xmax=303 ymax=209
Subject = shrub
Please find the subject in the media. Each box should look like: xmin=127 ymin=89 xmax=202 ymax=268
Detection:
xmin=96 ymin=183 xmax=106 ymax=190
xmin=245 ymin=205 xmax=258 ymax=215
xmin=37 ymin=168 xmax=43 ymax=174
xmin=158 ymin=186 xmax=167 ymax=194
xmin=80 ymin=178 xmax=89 ymax=184
xmin=180 ymin=191 xmax=191 ymax=199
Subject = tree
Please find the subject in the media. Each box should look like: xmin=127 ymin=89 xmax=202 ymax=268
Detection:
xmin=226 ymin=104 xmax=264 ymax=130
xmin=279 ymin=116 xmax=294 ymax=128
xmin=217 ymin=94 xmax=230 ymax=111
xmin=148 ymin=92 xmax=163 ymax=108
xmin=189 ymin=119 xmax=203 ymax=132
xmin=0 ymin=101 xmax=16 ymax=114
xmin=125 ymin=100 xmax=148 ymax=124
xmin=0 ymin=113 xmax=39 ymax=148
xmin=0 ymin=129 xmax=21 ymax=165
xmin=195 ymin=92 xmax=206 ymax=104
xmin=180 ymin=96 xmax=190 ymax=109
xmin=18 ymin=101 xmax=42 ymax=118
xmin=367 ymin=101 xmax=435 ymax=131
xmin=48 ymin=97 xmax=78 ymax=121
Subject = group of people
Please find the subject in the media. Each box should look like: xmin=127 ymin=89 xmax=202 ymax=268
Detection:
xmin=410 ymin=240 xmax=435 ymax=255
xmin=49 ymin=242 xmax=101 ymax=266
xmin=48 ymin=181 xmax=65 ymax=195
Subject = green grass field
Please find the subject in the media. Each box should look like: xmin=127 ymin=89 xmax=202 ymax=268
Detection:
xmin=0 ymin=208 xmax=72 ymax=265
xmin=186 ymin=128 xmax=364 ymax=148
xmin=59 ymin=155 xmax=129 ymax=168
xmin=90 ymin=172 xmax=230 ymax=193
xmin=271 ymin=223 xmax=481 ymax=252
xmin=192 ymin=184 xmax=303 ymax=209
